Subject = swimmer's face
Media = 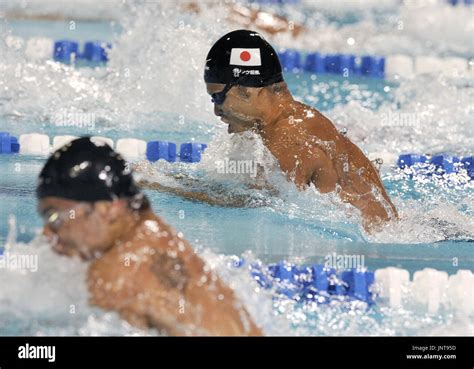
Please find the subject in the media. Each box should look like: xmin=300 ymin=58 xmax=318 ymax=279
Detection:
xmin=207 ymin=83 xmax=263 ymax=134
xmin=38 ymin=197 xmax=131 ymax=261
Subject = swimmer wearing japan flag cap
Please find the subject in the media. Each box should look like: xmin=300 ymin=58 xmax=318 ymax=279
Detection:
xmin=204 ymin=30 xmax=398 ymax=233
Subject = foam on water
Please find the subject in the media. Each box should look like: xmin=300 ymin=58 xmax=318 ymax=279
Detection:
xmin=328 ymin=74 xmax=474 ymax=155
xmin=1 ymin=1 xmax=224 ymax=129
xmin=135 ymin=129 xmax=364 ymax=243
xmin=1 ymin=1 xmax=472 ymax=242
xmin=2 ymin=0 xmax=473 ymax=125
xmin=1 ymin=0 xmax=126 ymax=21
xmin=1 ymin=0 xmax=474 ymax=335
xmin=137 ymin=126 xmax=474 ymax=244
xmin=0 ymin=217 xmax=151 ymax=336
xmin=2 ymin=217 xmax=473 ymax=336
xmin=275 ymin=0 xmax=474 ymax=57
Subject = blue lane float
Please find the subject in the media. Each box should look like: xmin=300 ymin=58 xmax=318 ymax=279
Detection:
xmin=251 ymin=0 xmax=300 ymax=3
xmin=82 ymin=41 xmax=111 ymax=62
xmin=51 ymin=39 xmax=387 ymax=80
xmin=360 ymin=55 xmax=385 ymax=78
xmin=279 ymin=50 xmax=302 ymax=72
xmin=115 ymin=138 xmax=207 ymax=163
xmin=179 ymin=143 xmax=208 ymax=163
xmin=304 ymin=52 xmax=325 ymax=74
xmin=335 ymin=54 xmax=356 ymax=75
xmin=53 ymin=40 xmax=111 ymax=64
xmin=1 ymin=132 xmax=208 ymax=163
xmin=53 ymin=40 xmax=79 ymax=64
xmin=3 ymin=132 xmax=472 ymax=175
xmin=146 ymin=141 xmax=177 ymax=162
xmin=279 ymin=50 xmax=385 ymax=78
xmin=397 ymin=154 xmax=473 ymax=178
xmin=50 ymin=40 xmax=468 ymax=81
xmin=0 ymin=132 xmax=19 ymax=154
xmin=448 ymin=0 xmax=474 ymax=5
xmin=397 ymin=154 xmax=428 ymax=168
xmin=239 ymin=259 xmax=375 ymax=304
xmin=147 ymin=141 xmax=207 ymax=163
xmin=324 ymin=54 xmax=339 ymax=73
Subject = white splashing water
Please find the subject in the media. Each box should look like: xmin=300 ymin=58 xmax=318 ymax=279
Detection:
xmin=275 ymin=0 xmax=474 ymax=57
xmin=2 ymin=219 xmax=472 ymax=336
xmin=0 ymin=219 xmax=150 ymax=336
xmin=1 ymin=0 xmax=473 ymax=335
xmin=0 ymin=2 xmax=472 ymax=242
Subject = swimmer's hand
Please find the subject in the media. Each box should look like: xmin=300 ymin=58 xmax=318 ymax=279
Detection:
xmin=338 ymin=189 xmax=397 ymax=234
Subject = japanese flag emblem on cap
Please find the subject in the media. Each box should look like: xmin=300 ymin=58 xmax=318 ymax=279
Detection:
xmin=229 ymin=48 xmax=261 ymax=66
xmin=204 ymin=30 xmax=283 ymax=87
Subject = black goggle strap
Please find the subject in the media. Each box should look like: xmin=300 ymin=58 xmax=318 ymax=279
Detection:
xmin=211 ymin=82 xmax=235 ymax=105
xmin=211 ymin=73 xmax=284 ymax=104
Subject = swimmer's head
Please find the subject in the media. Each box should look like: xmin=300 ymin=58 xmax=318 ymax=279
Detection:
xmin=36 ymin=137 xmax=150 ymax=260
xmin=204 ymin=30 xmax=288 ymax=133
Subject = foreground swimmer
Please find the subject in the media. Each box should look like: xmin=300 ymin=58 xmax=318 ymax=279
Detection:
xmin=204 ymin=30 xmax=398 ymax=233
xmin=36 ymin=137 xmax=261 ymax=336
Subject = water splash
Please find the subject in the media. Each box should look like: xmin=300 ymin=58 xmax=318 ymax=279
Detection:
xmin=275 ymin=0 xmax=474 ymax=57
xmin=202 ymin=251 xmax=474 ymax=336
xmin=1 ymin=0 xmax=474 ymax=336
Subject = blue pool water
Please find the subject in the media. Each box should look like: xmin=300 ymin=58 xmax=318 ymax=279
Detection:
xmin=0 ymin=0 xmax=473 ymax=336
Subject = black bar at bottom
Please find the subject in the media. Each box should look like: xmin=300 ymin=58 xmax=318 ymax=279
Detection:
xmin=0 ymin=336 xmax=472 ymax=369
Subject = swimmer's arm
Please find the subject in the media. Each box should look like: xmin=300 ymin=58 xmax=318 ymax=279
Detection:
xmin=246 ymin=182 xmax=279 ymax=196
xmin=135 ymin=163 xmax=276 ymax=206
xmin=138 ymin=179 xmax=252 ymax=208
xmin=334 ymin=140 xmax=398 ymax=232
xmin=185 ymin=2 xmax=304 ymax=37
xmin=309 ymin=144 xmax=397 ymax=233
xmin=229 ymin=4 xmax=304 ymax=37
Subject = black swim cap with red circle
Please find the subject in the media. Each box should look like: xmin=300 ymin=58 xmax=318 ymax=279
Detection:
xmin=37 ymin=137 xmax=140 ymax=202
xmin=204 ymin=29 xmax=283 ymax=88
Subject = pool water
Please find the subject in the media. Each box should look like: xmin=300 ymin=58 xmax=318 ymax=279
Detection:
xmin=0 ymin=0 xmax=473 ymax=336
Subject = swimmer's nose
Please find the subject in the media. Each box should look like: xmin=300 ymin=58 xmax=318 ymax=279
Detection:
xmin=43 ymin=225 xmax=54 ymax=238
xmin=214 ymin=105 xmax=223 ymax=117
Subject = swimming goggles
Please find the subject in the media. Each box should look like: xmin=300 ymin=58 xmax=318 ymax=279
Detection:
xmin=211 ymin=82 xmax=235 ymax=105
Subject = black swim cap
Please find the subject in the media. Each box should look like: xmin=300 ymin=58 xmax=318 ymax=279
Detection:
xmin=204 ymin=29 xmax=283 ymax=88
xmin=37 ymin=137 xmax=140 ymax=202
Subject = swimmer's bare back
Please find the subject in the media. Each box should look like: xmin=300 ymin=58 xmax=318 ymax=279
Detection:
xmin=260 ymin=101 xmax=398 ymax=233
xmin=87 ymin=211 xmax=262 ymax=336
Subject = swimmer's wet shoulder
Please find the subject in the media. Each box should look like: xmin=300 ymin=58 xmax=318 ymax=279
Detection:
xmin=202 ymin=29 xmax=398 ymax=233
xmin=273 ymin=104 xmax=397 ymax=231
xmin=89 ymin=216 xmax=261 ymax=336
xmin=259 ymin=103 xmax=340 ymax=190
